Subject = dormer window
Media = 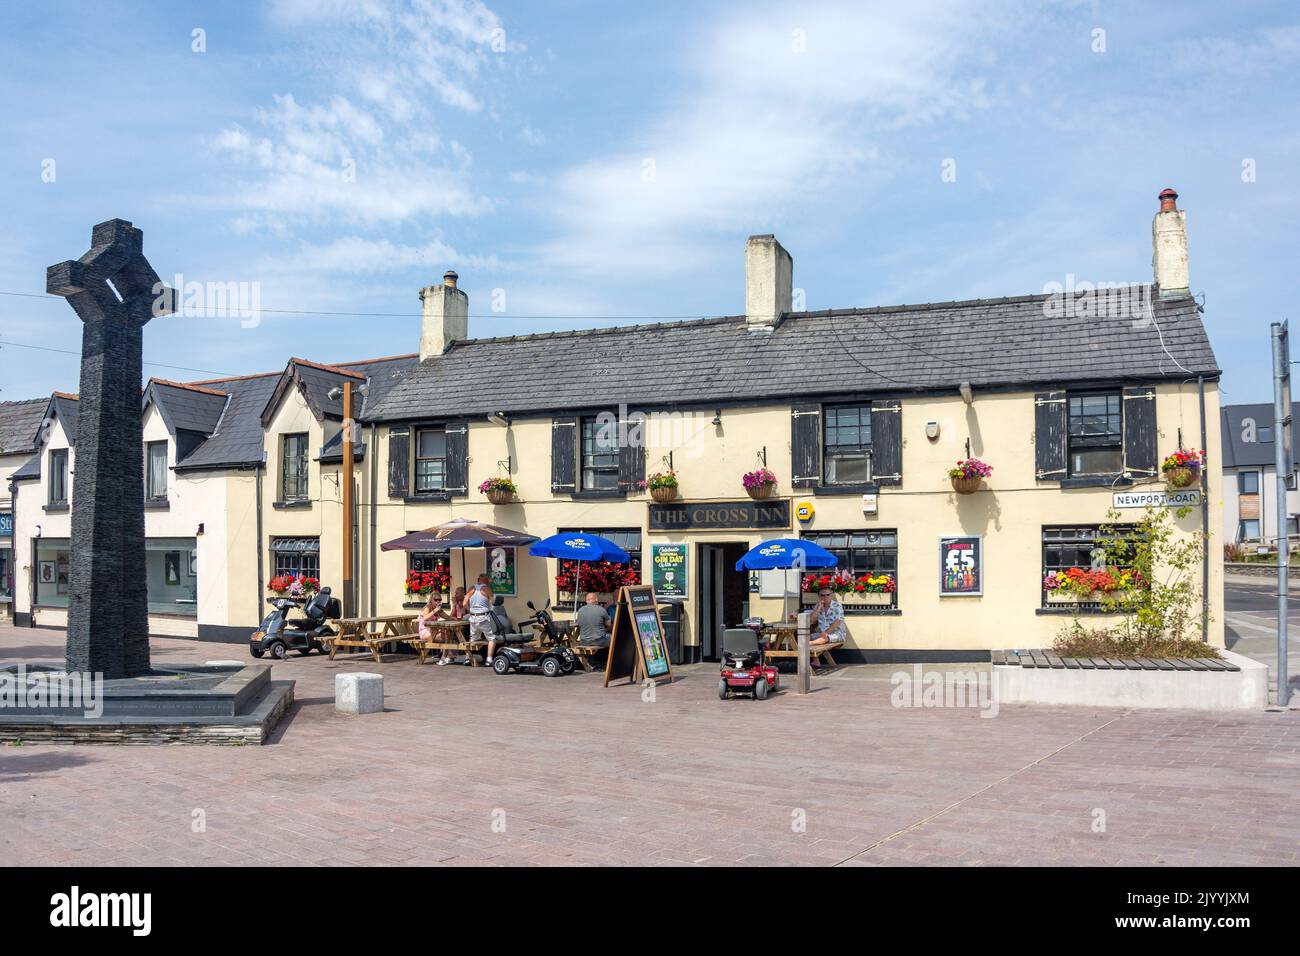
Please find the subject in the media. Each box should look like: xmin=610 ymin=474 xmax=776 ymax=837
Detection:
xmin=49 ymin=449 xmax=68 ymax=505
xmin=145 ymin=441 xmax=168 ymax=500
xmin=281 ymin=433 xmax=309 ymax=500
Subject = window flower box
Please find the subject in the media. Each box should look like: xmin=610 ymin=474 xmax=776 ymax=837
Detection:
xmin=841 ymin=590 xmax=894 ymax=606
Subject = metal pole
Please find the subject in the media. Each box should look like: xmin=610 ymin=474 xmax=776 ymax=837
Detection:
xmin=342 ymin=382 xmax=356 ymax=619
xmin=1198 ymin=375 xmax=1209 ymax=642
xmin=1271 ymin=322 xmax=1291 ymax=706
xmin=796 ymin=610 xmax=811 ymax=695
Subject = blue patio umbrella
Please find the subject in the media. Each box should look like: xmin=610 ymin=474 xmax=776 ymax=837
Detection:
xmin=735 ymin=538 xmax=838 ymax=625
xmin=529 ymin=532 xmax=631 ymax=612
xmin=734 ymin=538 xmax=837 ymax=571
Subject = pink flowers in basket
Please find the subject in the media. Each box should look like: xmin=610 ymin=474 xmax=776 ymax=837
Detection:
xmin=949 ymin=458 xmax=993 ymax=480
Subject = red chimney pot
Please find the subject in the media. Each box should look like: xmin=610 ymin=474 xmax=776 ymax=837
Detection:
xmin=1158 ymin=187 xmax=1178 ymax=212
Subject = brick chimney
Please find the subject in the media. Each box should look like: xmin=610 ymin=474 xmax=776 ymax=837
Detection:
xmin=418 ymin=270 xmax=468 ymax=360
xmin=1151 ymin=187 xmax=1190 ymax=298
xmin=745 ymin=234 xmax=793 ymax=331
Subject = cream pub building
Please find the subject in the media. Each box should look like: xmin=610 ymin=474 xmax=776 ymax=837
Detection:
xmin=6 ymin=189 xmax=1223 ymax=659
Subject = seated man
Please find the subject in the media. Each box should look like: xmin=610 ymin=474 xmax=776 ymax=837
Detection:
xmin=808 ymin=587 xmax=847 ymax=667
xmin=574 ymin=591 xmax=612 ymax=649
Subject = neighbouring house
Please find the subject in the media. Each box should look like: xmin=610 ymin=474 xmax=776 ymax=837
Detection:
xmin=0 ymin=397 xmax=49 ymax=621
xmin=1220 ymin=401 xmax=1300 ymax=548
xmin=5 ymin=187 xmax=1224 ymax=658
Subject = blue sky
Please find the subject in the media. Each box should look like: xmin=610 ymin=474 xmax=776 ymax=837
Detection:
xmin=1 ymin=0 xmax=1297 ymax=403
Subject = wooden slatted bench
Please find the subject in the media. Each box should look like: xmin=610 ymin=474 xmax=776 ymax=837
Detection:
xmin=994 ymin=650 xmax=1237 ymax=671
xmin=409 ymin=620 xmax=488 ymax=665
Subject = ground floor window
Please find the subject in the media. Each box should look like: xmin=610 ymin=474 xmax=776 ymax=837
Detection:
xmin=1041 ymin=524 xmax=1139 ymax=608
xmin=146 ymin=537 xmax=197 ymax=617
xmin=1 ymin=546 xmax=14 ymax=603
xmin=406 ymin=550 xmax=452 ymax=602
xmin=556 ymin=527 xmax=641 ymax=594
xmin=33 ymin=538 xmax=71 ymax=607
xmin=1237 ymin=520 xmax=1261 ymax=543
xmin=271 ymin=536 xmax=320 ymax=579
xmin=798 ymin=530 xmax=898 ymax=610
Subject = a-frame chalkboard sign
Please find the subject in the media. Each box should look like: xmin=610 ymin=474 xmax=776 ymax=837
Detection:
xmin=603 ymin=585 xmax=674 ymax=686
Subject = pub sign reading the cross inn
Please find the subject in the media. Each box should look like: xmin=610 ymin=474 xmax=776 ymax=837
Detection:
xmin=647 ymin=499 xmax=791 ymax=532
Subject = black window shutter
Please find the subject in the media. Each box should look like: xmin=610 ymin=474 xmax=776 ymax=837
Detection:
xmin=791 ymin=404 xmax=821 ymax=488
xmin=1034 ymin=390 xmax=1068 ymax=480
xmin=551 ymin=415 xmax=577 ymax=494
xmin=387 ymin=426 xmax=409 ymax=498
xmin=618 ymin=411 xmax=645 ymax=491
xmin=1122 ymin=385 xmax=1157 ymax=478
xmin=871 ymin=400 xmax=902 ymax=485
xmin=445 ymin=422 xmax=469 ymax=495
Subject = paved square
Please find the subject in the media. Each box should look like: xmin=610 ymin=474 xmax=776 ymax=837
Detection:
xmin=1 ymin=624 xmax=1297 ymax=866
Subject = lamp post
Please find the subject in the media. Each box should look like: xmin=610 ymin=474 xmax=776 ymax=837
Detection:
xmin=342 ymin=382 xmax=355 ymax=619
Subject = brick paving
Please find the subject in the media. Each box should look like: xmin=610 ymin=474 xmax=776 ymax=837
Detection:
xmin=1 ymin=623 xmax=1298 ymax=866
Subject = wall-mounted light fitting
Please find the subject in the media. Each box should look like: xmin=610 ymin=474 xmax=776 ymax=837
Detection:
xmin=487 ymin=411 xmax=510 ymax=427
xmin=925 ymin=421 xmax=940 ymax=441
xmin=959 ymin=381 xmax=974 ymax=405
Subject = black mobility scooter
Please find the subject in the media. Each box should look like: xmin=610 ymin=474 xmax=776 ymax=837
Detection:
xmin=250 ymin=587 xmax=341 ymax=659
xmin=490 ymin=599 xmax=576 ymax=677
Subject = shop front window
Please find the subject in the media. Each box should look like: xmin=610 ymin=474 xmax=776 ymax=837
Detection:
xmin=1 ymin=548 xmax=13 ymax=603
xmin=146 ymin=537 xmax=197 ymax=616
xmin=271 ymin=536 xmax=320 ymax=579
xmin=34 ymin=538 xmax=71 ymax=607
xmin=799 ymin=530 xmax=898 ymax=609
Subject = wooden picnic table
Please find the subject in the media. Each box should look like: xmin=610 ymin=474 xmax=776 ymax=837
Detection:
xmin=409 ymin=618 xmax=492 ymax=665
xmin=760 ymin=623 xmax=841 ymax=667
xmin=327 ymin=614 xmax=419 ymax=662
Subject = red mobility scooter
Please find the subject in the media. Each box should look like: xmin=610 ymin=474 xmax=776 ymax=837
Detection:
xmin=718 ymin=627 xmax=779 ymax=700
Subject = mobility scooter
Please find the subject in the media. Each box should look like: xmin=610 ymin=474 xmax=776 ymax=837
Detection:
xmin=718 ymin=627 xmax=779 ymax=700
xmin=250 ymin=586 xmax=341 ymax=660
xmin=490 ymin=599 xmax=577 ymax=677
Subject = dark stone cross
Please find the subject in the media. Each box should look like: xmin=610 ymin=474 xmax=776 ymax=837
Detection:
xmin=47 ymin=219 xmax=176 ymax=679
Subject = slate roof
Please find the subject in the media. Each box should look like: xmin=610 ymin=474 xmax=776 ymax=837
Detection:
xmin=45 ymin=393 xmax=79 ymax=444
xmin=10 ymin=453 xmax=40 ymax=481
xmin=144 ymin=380 xmax=229 ymax=436
xmin=0 ymin=398 xmax=48 ymax=455
xmin=174 ymin=354 xmax=417 ymax=473
xmin=366 ymin=292 xmax=1219 ymax=421
xmin=1221 ymin=403 xmax=1300 ymax=469
xmin=170 ymin=373 xmax=279 ymax=472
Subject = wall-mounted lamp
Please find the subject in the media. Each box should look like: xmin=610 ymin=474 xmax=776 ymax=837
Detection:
xmin=959 ymin=381 xmax=974 ymax=405
xmin=196 ymin=523 xmax=204 ymax=536
xmin=712 ymin=409 xmax=722 ymax=427
xmin=487 ymin=411 xmax=510 ymax=428
xmin=925 ymin=421 xmax=940 ymax=441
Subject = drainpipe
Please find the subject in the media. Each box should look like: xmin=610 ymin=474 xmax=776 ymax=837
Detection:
xmin=369 ymin=422 xmax=378 ymax=616
xmin=1199 ymin=375 xmax=1209 ymax=643
xmin=255 ymin=453 xmax=265 ymax=625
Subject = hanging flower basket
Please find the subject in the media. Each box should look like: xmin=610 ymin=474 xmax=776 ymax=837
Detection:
xmin=1161 ymin=449 xmax=1204 ymax=489
xmin=743 ymin=468 xmax=778 ymax=500
xmin=640 ymin=470 xmax=679 ymax=502
xmin=479 ymin=476 xmax=517 ymax=504
xmin=948 ymin=458 xmax=992 ymax=494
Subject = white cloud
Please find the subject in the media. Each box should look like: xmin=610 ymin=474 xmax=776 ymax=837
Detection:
xmin=208 ymin=0 xmax=518 ymax=231
xmin=530 ymin=0 xmax=1013 ymax=280
xmin=257 ymin=236 xmax=503 ymax=275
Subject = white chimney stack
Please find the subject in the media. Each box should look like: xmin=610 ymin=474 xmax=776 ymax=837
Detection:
xmin=745 ymin=234 xmax=793 ymax=331
xmin=1152 ymin=187 xmax=1190 ymax=298
xmin=418 ymin=270 xmax=468 ymax=360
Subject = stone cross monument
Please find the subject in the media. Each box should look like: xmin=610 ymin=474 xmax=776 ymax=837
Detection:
xmin=47 ymin=219 xmax=175 ymax=679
